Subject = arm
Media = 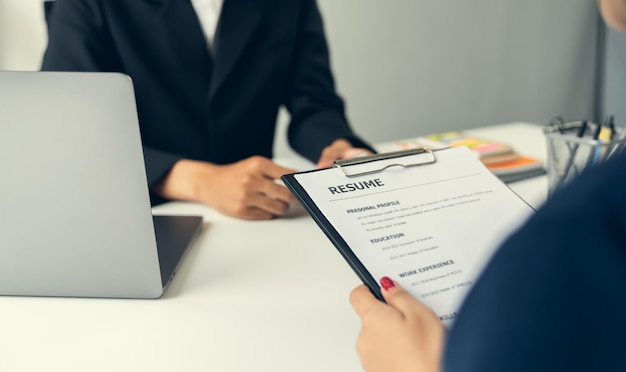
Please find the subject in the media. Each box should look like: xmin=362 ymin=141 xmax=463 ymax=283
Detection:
xmin=283 ymin=0 xmax=374 ymax=167
xmin=152 ymin=156 xmax=297 ymax=220
xmin=598 ymin=0 xmax=626 ymax=30
xmin=349 ymin=278 xmax=445 ymax=372
xmin=42 ymin=0 xmax=182 ymax=188
xmin=42 ymin=0 xmax=297 ymax=219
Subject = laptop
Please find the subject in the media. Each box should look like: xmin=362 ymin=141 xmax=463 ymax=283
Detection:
xmin=0 ymin=71 xmax=202 ymax=298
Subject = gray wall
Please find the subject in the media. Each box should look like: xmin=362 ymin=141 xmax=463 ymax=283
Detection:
xmin=602 ymin=27 xmax=626 ymax=125
xmin=316 ymin=0 xmax=599 ymax=142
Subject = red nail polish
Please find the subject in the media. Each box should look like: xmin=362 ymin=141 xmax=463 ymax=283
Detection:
xmin=380 ymin=276 xmax=395 ymax=290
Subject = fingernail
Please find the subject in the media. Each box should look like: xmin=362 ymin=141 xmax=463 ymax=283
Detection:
xmin=380 ymin=277 xmax=395 ymax=290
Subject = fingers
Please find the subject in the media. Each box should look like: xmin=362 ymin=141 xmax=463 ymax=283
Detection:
xmin=379 ymin=277 xmax=437 ymax=320
xmin=350 ymin=279 xmax=420 ymax=320
xmin=154 ymin=156 xmax=299 ymax=220
xmin=225 ymin=157 xmax=298 ymax=219
xmin=236 ymin=206 xmax=275 ymax=221
xmin=316 ymin=150 xmax=341 ymax=169
xmin=342 ymin=147 xmax=373 ymax=159
xmin=242 ymin=189 xmax=291 ymax=216
xmin=242 ymin=157 xmax=298 ymax=205
xmin=350 ymin=277 xmax=434 ymax=320
xmin=349 ymin=284 xmax=383 ymax=318
xmin=316 ymin=142 xmax=373 ymax=169
xmin=351 ymin=279 xmax=446 ymax=372
xmin=256 ymin=177 xmax=298 ymax=204
xmin=380 ymin=279 xmax=416 ymax=317
xmin=237 ymin=156 xmax=296 ymax=180
xmin=250 ymin=156 xmax=297 ymax=180
xmin=315 ymin=138 xmax=352 ymax=169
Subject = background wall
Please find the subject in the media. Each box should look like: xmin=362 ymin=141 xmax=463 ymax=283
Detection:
xmin=602 ymin=27 xmax=626 ymax=124
xmin=317 ymin=0 xmax=600 ymax=139
xmin=0 ymin=0 xmax=604 ymax=158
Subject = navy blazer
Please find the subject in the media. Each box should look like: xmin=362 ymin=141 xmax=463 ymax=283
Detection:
xmin=42 ymin=0 xmax=371 ymax=192
xmin=444 ymin=149 xmax=626 ymax=371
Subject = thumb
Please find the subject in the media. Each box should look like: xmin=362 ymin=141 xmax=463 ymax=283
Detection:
xmin=379 ymin=276 xmax=423 ymax=315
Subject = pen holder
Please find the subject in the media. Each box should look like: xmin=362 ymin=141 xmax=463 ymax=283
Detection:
xmin=544 ymin=121 xmax=626 ymax=197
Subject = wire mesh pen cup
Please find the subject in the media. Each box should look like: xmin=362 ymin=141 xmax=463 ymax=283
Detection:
xmin=544 ymin=121 xmax=626 ymax=197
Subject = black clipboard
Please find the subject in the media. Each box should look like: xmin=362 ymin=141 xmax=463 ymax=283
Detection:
xmin=281 ymin=149 xmax=437 ymax=302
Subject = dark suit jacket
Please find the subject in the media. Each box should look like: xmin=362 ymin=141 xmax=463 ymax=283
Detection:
xmin=444 ymin=150 xmax=626 ymax=371
xmin=42 ymin=0 xmax=371 ymax=196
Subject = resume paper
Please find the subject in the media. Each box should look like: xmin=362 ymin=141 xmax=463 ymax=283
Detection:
xmin=292 ymin=147 xmax=534 ymax=324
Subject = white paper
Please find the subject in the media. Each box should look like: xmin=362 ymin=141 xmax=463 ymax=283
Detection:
xmin=294 ymin=147 xmax=534 ymax=325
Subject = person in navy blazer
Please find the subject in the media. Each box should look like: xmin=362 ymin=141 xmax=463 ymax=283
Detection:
xmin=42 ymin=0 xmax=373 ymax=220
xmin=349 ymin=1 xmax=626 ymax=370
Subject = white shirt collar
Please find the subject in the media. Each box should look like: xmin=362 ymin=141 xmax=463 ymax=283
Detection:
xmin=190 ymin=0 xmax=224 ymax=47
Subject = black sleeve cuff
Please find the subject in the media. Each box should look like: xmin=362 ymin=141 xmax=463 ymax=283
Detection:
xmin=142 ymin=147 xmax=183 ymax=205
xmin=342 ymin=135 xmax=377 ymax=154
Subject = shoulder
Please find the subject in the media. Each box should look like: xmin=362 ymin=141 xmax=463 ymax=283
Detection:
xmin=48 ymin=0 xmax=127 ymax=23
xmin=444 ymin=151 xmax=626 ymax=370
xmin=50 ymin=0 xmax=147 ymax=17
xmin=255 ymin=0 xmax=319 ymax=16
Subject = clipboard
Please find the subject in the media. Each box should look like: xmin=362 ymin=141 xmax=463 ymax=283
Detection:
xmin=283 ymin=149 xmax=440 ymax=301
xmin=333 ymin=148 xmax=437 ymax=177
xmin=282 ymin=147 xmax=535 ymax=323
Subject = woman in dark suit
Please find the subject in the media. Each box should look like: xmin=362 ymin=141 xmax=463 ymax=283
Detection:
xmin=42 ymin=0 xmax=373 ymax=220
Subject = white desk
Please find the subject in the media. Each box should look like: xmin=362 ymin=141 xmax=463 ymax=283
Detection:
xmin=0 ymin=122 xmax=548 ymax=372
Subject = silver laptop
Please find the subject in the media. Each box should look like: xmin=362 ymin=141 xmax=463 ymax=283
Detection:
xmin=0 ymin=71 xmax=202 ymax=298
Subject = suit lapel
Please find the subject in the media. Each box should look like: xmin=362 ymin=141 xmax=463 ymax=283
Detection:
xmin=148 ymin=0 xmax=213 ymax=81
xmin=210 ymin=0 xmax=262 ymax=97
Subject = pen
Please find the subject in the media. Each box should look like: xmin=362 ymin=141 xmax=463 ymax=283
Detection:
xmin=607 ymin=115 xmax=615 ymax=140
xmin=588 ymin=120 xmax=604 ymax=166
xmin=606 ymin=116 xmax=626 ymax=158
xmin=556 ymin=120 xmax=587 ymax=190
xmin=592 ymin=121 xmax=603 ymax=140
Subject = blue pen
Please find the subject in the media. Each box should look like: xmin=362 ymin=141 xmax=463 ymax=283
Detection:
xmin=589 ymin=120 xmax=604 ymax=166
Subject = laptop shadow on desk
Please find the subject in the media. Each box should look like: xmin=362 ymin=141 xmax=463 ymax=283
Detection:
xmin=158 ymin=220 xmax=211 ymax=299
xmin=158 ymin=205 xmax=308 ymax=298
xmin=283 ymin=203 xmax=309 ymax=219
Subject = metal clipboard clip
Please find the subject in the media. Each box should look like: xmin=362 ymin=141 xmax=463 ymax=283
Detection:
xmin=333 ymin=148 xmax=439 ymax=178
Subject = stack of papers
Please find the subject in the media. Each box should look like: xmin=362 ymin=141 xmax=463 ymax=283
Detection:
xmin=376 ymin=131 xmax=545 ymax=183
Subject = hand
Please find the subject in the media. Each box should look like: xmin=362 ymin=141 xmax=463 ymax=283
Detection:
xmin=349 ymin=278 xmax=445 ymax=372
xmin=153 ymin=156 xmax=298 ymax=220
xmin=316 ymin=138 xmax=373 ymax=169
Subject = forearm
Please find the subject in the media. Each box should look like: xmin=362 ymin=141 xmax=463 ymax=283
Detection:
xmin=152 ymin=159 xmax=215 ymax=203
xmin=151 ymin=157 xmax=298 ymax=220
xmin=143 ymin=147 xmax=184 ymax=189
xmin=42 ymin=0 xmax=121 ymax=72
xmin=284 ymin=0 xmax=372 ymax=161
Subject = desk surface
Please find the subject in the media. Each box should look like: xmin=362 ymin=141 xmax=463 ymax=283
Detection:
xmin=0 ymin=122 xmax=548 ymax=372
